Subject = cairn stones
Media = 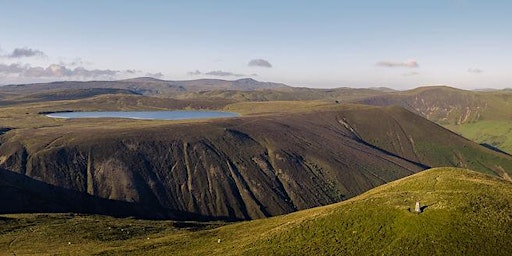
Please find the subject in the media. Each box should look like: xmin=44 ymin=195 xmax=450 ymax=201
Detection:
xmin=415 ymin=201 xmax=421 ymax=213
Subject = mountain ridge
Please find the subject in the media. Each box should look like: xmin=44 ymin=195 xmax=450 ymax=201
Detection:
xmin=2 ymin=102 xmax=512 ymax=220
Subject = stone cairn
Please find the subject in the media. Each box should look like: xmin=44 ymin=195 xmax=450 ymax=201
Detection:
xmin=415 ymin=201 xmax=421 ymax=213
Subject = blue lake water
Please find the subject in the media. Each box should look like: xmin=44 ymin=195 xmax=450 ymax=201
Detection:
xmin=46 ymin=110 xmax=239 ymax=120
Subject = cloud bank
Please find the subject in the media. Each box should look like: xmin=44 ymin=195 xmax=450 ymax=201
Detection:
xmin=188 ymin=70 xmax=254 ymax=77
xmin=402 ymin=71 xmax=419 ymax=77
xmin=0 ymin=63 xmax=129 ymax=79
xmin=145 ymin=72 xmax=164 ymax=78
xmin=248 ymin=59 xmax=272 ymax=68
xmin=5 ymin=47 xmax=46 ymax=58
xmin=0 ymin=45 xmax=168 ymax=84
xmin=377 ymin=60 xmax=419 ymax=68
xmin=468 ymin=68 xmax=482 ymax=74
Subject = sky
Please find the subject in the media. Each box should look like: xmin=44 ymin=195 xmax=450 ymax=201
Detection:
xmin=0 ymin=0 xmax=511 ymax=89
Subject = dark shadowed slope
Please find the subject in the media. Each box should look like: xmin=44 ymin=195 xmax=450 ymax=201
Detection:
xmin=0 ymin=168 xmax=177 ymax=219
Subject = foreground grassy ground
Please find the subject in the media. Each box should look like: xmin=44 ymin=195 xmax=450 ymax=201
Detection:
xmin=2 ymin=168 xmax=512 ymax=255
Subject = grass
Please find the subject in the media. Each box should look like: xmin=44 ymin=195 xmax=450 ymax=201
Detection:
xmin=446 ymin=120 xmax=512 ymax=154
xmin=351 ymin=86 xmax=512 ymax=155
xmin=2 ymin=168 xmax=512 ymax=255
xmin=0 ymin=214 xmax=223 ymax=255
xmin=243 ymin=168 xmax=512 ymax=255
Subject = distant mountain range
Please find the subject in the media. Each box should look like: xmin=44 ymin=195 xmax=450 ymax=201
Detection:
xmin=0 ymin=77 xmax=288 ymax=97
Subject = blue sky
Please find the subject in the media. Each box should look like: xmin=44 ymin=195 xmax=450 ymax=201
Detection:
xmin=0 ymin=0 xmax=511 ymax=89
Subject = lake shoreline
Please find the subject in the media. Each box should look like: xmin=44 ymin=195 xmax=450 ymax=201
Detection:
xmin=45 ymin=110 xmax=239 ymax=120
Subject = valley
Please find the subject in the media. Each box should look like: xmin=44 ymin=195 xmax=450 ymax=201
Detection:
xmin=1 ymin=78 xmax=512 ymax=254
xmin=2 ymin=1 xmax=511 ymax=254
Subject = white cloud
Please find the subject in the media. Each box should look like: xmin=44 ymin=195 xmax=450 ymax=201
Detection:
xmin=187 ymin=70 xmax=202 ymax=76
xmin=188 ymin=70 xmax=255 ymax=77
xmin=402 ymin=71 xmax=419 ymax=77
xmin=5 ymin=47 xmax=46 ymax=58
xmin=377 ymin=59 xmax=419 ymax=68
xmin=248 ymin=59 xmax=272 ymax=68
xmin=0 ymin=63 xmax=120 ymax=79
xmin=468 ymin=68 xmax=483 ymax=74
xmin=145 ymin=72 xmax=164 ymax=79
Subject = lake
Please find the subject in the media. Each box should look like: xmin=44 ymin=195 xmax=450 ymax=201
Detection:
xmin=46 ymin=110 xmax=239 ymax=120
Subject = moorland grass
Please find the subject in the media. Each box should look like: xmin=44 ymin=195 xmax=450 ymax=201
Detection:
xmin=2 ymin=168 xmax=512 ymax=255
xmin=446 ymin=120 xmax=512 ymax=154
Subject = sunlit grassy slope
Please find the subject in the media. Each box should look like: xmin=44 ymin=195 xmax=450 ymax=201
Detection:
xmin=2 ymin=167 xmax=511 ymax=255
xmin=446 ymin=120 xmax=512 ymax=155
xmin=354 ymin=87 xmax=512 ymax=154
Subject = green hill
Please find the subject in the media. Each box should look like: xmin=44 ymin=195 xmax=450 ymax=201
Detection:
xmin=236 ymin=167 xmax=512 ymax=255
xmin=355 ymin=86 xmax=512 ymax=154
xmin=2 ymin=168 xmax=512 ymax=255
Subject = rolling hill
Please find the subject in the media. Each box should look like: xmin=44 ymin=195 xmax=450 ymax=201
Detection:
xmin=0 ymin=78 xmax=288 ymax=98
xmin=2 ymin=168 xmax=511 ymax=255
xmin=354 ymin=86 xmax=512 ymax=153
xmin=0 ymin=77 xmax=391 ymax=105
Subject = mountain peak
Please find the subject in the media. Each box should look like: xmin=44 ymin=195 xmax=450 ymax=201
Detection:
xmin=121 ymin=77 xmax=166 ymax=83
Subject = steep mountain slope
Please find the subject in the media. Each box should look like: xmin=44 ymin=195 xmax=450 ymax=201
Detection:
xmin=355 ymin=86 xmax=488 ymax=125
xmin=1 ymin=103 xmax=512 ymax=220
xmin=355 ymin=86 xmax=512 ymax=153
xmin=2 ymin=168 xmax=511 ymax=255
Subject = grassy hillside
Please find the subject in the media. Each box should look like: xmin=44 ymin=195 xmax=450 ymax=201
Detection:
xmin=2 ymin=168 xmax=512 ymax=255
xmin=445 ymin=120 xmax=512 ymax=155
xmin=355 ymin=86 xmax=512 ymax=153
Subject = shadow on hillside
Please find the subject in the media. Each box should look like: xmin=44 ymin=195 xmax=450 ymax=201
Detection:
xmin=407 ymin=204 xmax=430 ymax=213
xmin=480 ymin=143 xmax=511 ymax=156
xmin=355 ymin=138 xmax=430 ymax=170
xmin=0 ymin=168 xmax=241 ymax=222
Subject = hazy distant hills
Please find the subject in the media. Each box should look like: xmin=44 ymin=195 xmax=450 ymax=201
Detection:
xmin=0 ymin=77 xmax=391 ymax=103
xmin=0 ymin=77 xmax=288 ymax=97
